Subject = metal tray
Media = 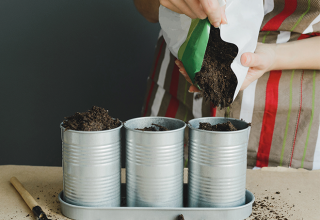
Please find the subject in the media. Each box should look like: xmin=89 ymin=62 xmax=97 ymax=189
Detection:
xmin=59 ymin=184 xmax=254 ymax=220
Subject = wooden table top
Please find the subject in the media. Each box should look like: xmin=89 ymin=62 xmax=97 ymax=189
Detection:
xmin=1 ymin=165 xmax=319 ymax=220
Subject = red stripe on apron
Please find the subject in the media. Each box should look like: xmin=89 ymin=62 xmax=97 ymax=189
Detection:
xmin=165 ymin=61 xmax=180 ymax=118
xmin=256 ymin=71 xmax=282 ymax=167
xmin=298 ymin=33 xmax=320 ymax=40
xmin=143 ymin=40 xmax=165 ymax=116
xmin=210 ymin=103 xmax=216 ymax=117
xmin=298 ymin=34 xmax=311 ymax=40
xmin=290 ymin=71 xmax=304 ymax=167
xmin=165 ymin=97 xmax=180 ymax=118
xmin=169 ymin=62 xmax=180 ymax=97
xmin=261 ymin=0 xmax=297 ymax=31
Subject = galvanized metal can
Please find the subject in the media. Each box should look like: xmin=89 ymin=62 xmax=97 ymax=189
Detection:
xmin=124 ymin=117 xmax=186 ymax=207
xmin=188 ymin=117 xmax=250 ymax=208
xmin=61 ymin=122 xmax=122 ymax=207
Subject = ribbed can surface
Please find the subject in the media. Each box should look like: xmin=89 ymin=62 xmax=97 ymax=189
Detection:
xmin=124 ymin=117 xmax=186 ymax=207
xmin=61 ymin=122 xmax=122 ymax=207
xmin=188 ymin=117 xmax=249 ymax=208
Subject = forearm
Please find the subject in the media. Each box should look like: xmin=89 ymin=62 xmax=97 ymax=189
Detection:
xmin=272 ymin=36 xmax=320 ymax=70
xmin=134 ymin=0 xmax=160 ymax=23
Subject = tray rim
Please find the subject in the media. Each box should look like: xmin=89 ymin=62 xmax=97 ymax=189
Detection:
xmin=58 ymin=189 xmax=255 ymax=211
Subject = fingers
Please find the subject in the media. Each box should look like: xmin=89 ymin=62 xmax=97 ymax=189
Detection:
xmin=189 ymin=85 xmax=201 ymax=93
xmin=175 ymin=60 xmax=201 ymax=93
xmin=220 ymin=5 xmax=227 ymax=24
xmin=161 ymin=0 xmax=197 ymax=19
xmin=241 ymin=52 xmax=261 ymax=67
xmin=240 ymin=79 xmax=250 ymax=91
xmin=178 ymin=64 xmax=193 ymax=84
xmin=199 ymin=0 xmax=221 ymax=27
xmin=240 ymin=68 xmax=263 ymax=91
xmin=175 ymin=59 xmax=194 ymax=85
xmin=184 ymin=0 xmax=207 ymax=19
xmin=175 ymin=59 xmax=183 ymax=68
xmin=160 ymin=0 xmax=183 ymax=13
xmin=181 ymin=71 xmax=201 ymax=93
xmin=161 ymin=0 xmax=227 ymax=27
xmin=172 ymin=0 xmax=198 ymax=19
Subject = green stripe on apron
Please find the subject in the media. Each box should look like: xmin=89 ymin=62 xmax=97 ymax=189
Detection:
xmin=301 ymin=70 xmax=316 ymax=168
xmin=290 ymin=0 xmax=311 ymax=32
xmin=280 ymin=70 xmax=295 ymax=166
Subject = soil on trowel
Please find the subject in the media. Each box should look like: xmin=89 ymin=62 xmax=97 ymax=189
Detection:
xmin=194 ymin=26 xmax=238 ymax=108
xmin=62 ymin=106 xmax=121 ymax=131
xmin=199 ymin=121 xmax=237 ymax=131
xmin=177 ymin=214 xmax=185 ymax=220
xmin=136 ymin=123 xmax=169 ymax=131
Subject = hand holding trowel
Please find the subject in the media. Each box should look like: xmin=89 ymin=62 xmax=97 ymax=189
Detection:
xmin=159 ymin=0 xmax=264 ymax=106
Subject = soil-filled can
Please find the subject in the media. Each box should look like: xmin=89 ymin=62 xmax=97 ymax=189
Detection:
xmin=124 ymin=117 xmax=186 ymax=207
xmin=61 ymin=122 xmax=122 ymax=207
xmin=188 ymin=117 xmax=250 ymax=208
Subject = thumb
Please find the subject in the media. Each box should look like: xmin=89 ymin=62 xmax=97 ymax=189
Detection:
xmin=241 ymin=52 xmax=260 ymax=67
xmin=220 ymin=5 xmax=227 ymax=24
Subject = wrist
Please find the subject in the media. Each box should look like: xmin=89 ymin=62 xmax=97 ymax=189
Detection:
xmin=267 ymin=43 xmax=278 ymax=72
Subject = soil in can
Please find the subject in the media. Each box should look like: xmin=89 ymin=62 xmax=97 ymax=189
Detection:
xmin=135 ymin=123 xmax=169 ymax=131
xmin=62 ymin=106 xmax=121 ymax=131
xmin=198 ymin=121 xmax=237 ymax=131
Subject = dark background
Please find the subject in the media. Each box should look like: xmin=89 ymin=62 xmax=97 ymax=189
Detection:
xmin=0 ymin=0 xmax=160 ymax=166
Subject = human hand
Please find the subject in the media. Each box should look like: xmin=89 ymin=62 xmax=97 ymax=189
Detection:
xmin=175 ymin=43 xmax=277 ymax=92
xmin=160 ymin=0 xmax=227 ymax=27
xmin=175 ymin=60 xmax=201 ymax=93
xmin=240 ymin=43 xmax=276 ymax=90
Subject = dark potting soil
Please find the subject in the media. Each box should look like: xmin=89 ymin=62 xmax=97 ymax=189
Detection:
xmin=194 ymin=26 xmax=238 ymax=108
xmin=199 ymin=121 xmax=237 ymax=131
xmin=249 ymin=194 xmax=293 ymax=220
xmin=62 ymin=106 xmax=121 ymax=131
xmin=136 ymin=123 xmax=169 ymax=131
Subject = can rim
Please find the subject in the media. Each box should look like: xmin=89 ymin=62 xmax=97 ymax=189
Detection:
xmin=188 ymin=117 xmax=250 ymax=133
xmin=124 ymin=116 xmax=186 ymax=134
xmin=60 ymin=120 xmax=123 ymax=133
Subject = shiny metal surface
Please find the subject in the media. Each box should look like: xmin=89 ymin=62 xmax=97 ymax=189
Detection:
xmin=188 ymin=117 xmax=250 ymax=208
xmin=124 ymin=117 xmax=186 ymax=207
xmin=59 ymin=188 xmax=255 ymax=220
xmin=61 ymin=122 xmax=122 ymax=207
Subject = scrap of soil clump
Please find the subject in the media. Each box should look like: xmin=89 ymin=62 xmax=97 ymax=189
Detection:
xmin=62 ymin=106 xmax=121 ymax=131
xmin=194 ymin=26 xmax=238 ymax=108
xmin=199 ymin=121 xmax=237 ymax=131
xmin=136 ymin=123 xmax=169 ymax=131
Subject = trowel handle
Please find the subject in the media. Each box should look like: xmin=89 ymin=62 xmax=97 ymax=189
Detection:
xmin=10 ymin=177 xmax=38 ymax=210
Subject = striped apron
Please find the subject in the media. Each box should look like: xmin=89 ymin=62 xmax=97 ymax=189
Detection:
xmin=142 ymin=0 xmax=320 ymax=170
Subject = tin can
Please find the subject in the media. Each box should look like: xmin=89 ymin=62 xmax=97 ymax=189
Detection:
xmin=188 ymin=117 xmax=250 ymax=208
xmin=61 ymin=122 xmax=122 ymax=207
xmin=124 ymin=117 xmax=186 ymax=207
